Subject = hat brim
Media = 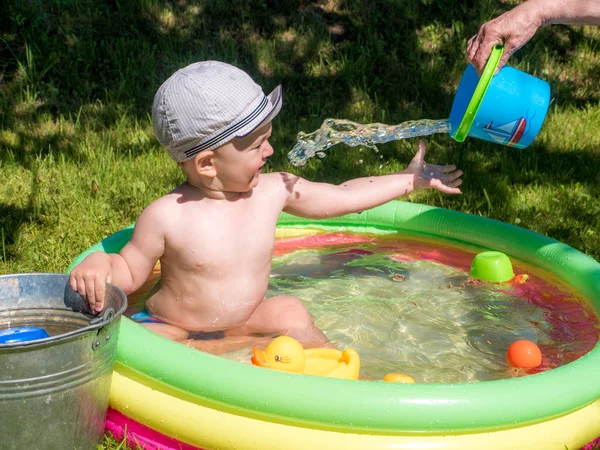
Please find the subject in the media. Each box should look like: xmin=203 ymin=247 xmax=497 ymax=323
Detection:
xmin=236 ymin=85 xmax=282 ymax=138
xmin=179 ymin=85 xmax=283 ymax=161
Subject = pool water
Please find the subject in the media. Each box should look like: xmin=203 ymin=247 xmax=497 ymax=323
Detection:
xmin=127 ymin=231 xmax=599 ymax=384
xmin=233 ymin=232 xmax=598 ymax=383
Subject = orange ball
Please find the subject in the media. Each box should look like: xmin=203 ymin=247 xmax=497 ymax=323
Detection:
xmin=506 ymin=340 xmax=542 ymax=369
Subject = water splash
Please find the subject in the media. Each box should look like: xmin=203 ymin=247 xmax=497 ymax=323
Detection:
xmin=288 ymin=118 xmax=451 ymax=167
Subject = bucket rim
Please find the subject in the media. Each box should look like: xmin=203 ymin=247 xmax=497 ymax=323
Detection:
xmin=0 ymin=272 xmax=127 ymax=349
xmin=453 ymin=44 xmax=503 ymax=142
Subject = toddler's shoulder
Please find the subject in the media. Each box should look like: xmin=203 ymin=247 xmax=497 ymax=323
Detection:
xmin=262 ymin=171 xmax=302 ymax=187
xmin=137 ymin=191 xmax=182 ymax=226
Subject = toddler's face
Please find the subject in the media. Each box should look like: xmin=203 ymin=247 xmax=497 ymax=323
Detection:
xmin=213 ymin=122 xmax=274 ymax=192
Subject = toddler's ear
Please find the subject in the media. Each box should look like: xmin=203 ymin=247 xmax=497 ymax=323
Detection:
xmin=193 ymin=151 xmax=216 ymax=177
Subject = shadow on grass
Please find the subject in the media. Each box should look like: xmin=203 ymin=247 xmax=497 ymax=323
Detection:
xmin=1 ymin=0 xmax=595 ymax=151
xmin=0 ymin=0 xmax=599 ymax=257
xmin=0 ymin=204 xmax=36 ymax=263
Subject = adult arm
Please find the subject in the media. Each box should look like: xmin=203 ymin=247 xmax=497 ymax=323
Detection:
xmin=467 ymin=0 xmax=600 ymax=74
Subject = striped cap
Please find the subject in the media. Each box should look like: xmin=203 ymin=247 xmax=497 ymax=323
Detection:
xmin=152 ymin=61 xmax=282 ymax=162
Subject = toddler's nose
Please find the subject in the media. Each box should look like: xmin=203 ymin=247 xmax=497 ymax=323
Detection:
xmin=263 ymin=141 xmax=274 ymax=158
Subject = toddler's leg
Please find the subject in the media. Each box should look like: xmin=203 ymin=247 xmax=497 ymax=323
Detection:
xmin=230 ymin=296 xmax=330 ymax=348
xmin=141 ymin=322 xmax=190 ymax=341
xmin=142 ymin=322 xmax=273 ymax=354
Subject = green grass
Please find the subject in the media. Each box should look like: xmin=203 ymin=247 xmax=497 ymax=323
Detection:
xmin=1 ymin=0 xmax=600 ymax=448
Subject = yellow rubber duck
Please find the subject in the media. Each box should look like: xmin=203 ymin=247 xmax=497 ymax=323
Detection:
xmin=251 ymin=336 xmax=360 ymax=380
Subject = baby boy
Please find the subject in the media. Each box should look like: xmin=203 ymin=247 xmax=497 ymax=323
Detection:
xmin=69 ymin=61 xmax=463 ymax=354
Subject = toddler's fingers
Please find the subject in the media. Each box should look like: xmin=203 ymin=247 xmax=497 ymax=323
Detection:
xmin=438 ymin=164 xmax=457 ymax=173
xmin=69 ymin=276 xmax=78 ymax=293
xmin=438 ymin=185 xmax=462 ymax=195
xmin=74 ymin=275 xmax=87 ymax=298
xmin=433 ymin=178 xmax=462 ymax=194
xmin=86 ymin=277 xmax=97 ymax=313
xmin=445 ymin=185 xmax=462 ymax=194
xmin=94 ymin=274 xmax=106 ymax=313
xmin=411 ymin=140 xmax=426 ymax=163
xmin=448 ymin=178 xmax=463 ymax=188
xmin=444 ymin=170 xmax=463 ymax=181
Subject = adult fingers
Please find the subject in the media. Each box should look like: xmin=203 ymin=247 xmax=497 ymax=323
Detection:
xmin=499 ymin=34 xmax=526 ymax=70
xmin=473 ymin=36 xmax=504 ymax=75
xmin=466 ymin=27 xmax=490 ymax=74
xmin=466 ymin=32 xmax=482 ymax=65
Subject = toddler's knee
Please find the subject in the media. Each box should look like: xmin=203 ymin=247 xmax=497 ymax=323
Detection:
xmin=277 ymin=296 xmax=314 ymax=330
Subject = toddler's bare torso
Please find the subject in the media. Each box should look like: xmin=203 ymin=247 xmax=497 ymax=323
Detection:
xmin=144 ymin=174 xmax=287 ymax=331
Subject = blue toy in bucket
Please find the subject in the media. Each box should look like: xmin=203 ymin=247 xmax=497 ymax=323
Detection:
xmin=449 ymin=45 xmax=550 ymax=149
xmin=0 ymin=326 xmax=50 ymax=344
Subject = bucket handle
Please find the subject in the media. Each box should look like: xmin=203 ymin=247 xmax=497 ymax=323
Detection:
xmin=89 ymin=307 xmax=115 ymax=326
xmin=453 ymin=44 xmax=504 ymax=142
xmin=90 ymin=307 xmax=116 ymax=351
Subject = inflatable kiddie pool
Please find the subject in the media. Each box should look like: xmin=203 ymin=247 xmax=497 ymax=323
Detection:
xmin=68 ymin=201 xmax=600 ymax=450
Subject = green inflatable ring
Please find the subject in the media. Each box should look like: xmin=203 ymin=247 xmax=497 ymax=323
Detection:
xmin=68 ymin=201 xmax=600 ymax=434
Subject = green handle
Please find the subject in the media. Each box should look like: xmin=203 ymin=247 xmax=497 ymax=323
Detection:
xmin=454 ymin=44 xmax=504 ymax=142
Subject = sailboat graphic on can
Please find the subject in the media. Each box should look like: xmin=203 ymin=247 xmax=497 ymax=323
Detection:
xmin=482 ymin=117 xmax=527 ymax=147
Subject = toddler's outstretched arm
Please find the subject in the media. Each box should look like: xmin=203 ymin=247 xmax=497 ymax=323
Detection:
xmin=283 ymin=140 xmax=462 ymax=219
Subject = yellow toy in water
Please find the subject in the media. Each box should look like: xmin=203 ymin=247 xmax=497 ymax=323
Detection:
xmin=251 ymin=336 xmax=360 ymax=380
xmin=383 ymin=373 xmax=416 ymax=384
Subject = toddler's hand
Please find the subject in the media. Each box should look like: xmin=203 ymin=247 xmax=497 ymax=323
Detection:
xmin=69 ymin=253 xmax=113 ymax=313
xmin=405 ymin=140 xmax=463 ymax=194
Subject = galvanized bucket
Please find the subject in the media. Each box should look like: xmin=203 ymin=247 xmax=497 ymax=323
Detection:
xmin=0 ymin=273 xmax=127 ymax=450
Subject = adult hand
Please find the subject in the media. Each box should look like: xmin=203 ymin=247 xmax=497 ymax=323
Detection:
xmin=467 ymin=1 xmax=544 ymax=75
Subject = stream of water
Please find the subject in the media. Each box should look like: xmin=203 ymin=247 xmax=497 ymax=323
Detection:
xmin=288 ymin=118 xmax=451 ymax=166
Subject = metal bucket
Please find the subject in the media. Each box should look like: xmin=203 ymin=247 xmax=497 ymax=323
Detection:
xmin=0 ymin=273 xmax=127 ymax=450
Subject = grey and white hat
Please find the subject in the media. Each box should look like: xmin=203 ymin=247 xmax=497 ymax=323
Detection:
xmin=152 ymin=61 xmax=282 ymax=162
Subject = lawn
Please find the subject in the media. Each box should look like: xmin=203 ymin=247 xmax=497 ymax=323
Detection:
xmin=1 ymin=0 xmax=599 ymax=448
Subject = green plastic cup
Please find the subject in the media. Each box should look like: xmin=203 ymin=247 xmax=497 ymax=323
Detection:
xmin=470 ymin=251 xmax=515 ymax=283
